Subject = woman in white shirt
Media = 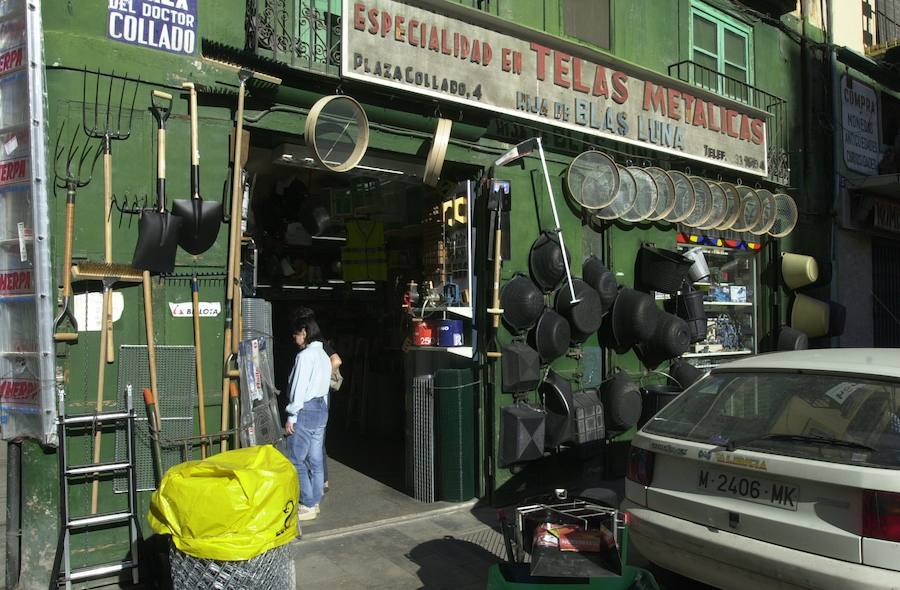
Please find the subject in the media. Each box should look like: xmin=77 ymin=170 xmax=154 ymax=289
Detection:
xmin=285 ymin=313 xmax=332 ymax=520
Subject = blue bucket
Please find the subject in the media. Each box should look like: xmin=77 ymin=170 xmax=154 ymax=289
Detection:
xmin=437 ymin=319 xmax=464 ymax=347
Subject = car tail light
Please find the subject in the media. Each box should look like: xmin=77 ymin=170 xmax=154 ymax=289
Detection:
xmin=863 ymin=490 xmax=900 ymax=542
xmin=626 ymin=446 xmax=655 ymax=486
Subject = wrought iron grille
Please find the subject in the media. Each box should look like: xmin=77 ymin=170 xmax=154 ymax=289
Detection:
xmin=669 ymin=60 xmax=791 ymax=186
xmin=247 ymin=0 xmax=342 ymax=76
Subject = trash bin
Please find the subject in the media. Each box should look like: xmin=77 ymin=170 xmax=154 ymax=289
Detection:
xmin=149 ymin=445 xmax=299 ymax=589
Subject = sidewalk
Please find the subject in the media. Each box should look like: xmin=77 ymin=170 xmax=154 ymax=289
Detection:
xmin=290 ymin=502 xmax=506 ymax=589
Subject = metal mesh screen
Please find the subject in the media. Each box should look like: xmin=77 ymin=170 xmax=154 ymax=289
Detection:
xmin=114 ymin=345 xmax=196 ymax=492
xmin=412 ymin=375 xmax=434 ymax=503
xmin=169 ymin=544 xmax=294 ymax=590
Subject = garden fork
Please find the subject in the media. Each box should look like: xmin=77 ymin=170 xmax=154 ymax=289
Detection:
xmin=52 ymin=121 xmax=101 ymax=342
xmin=83 ymin=69 xmax=139 ymax=360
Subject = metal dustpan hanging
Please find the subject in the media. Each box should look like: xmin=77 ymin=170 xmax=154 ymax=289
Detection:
xmin=134 ymin=90 xmax=183 ymax=274
xmin=172 ymin=82 xmax=222 ymax=255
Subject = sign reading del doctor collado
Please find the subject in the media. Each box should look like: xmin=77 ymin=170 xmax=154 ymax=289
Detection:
xmin=342 ymin=0 xmax=769 ymax=176
xmin=108 ymin=0 xmax=197 ymax=56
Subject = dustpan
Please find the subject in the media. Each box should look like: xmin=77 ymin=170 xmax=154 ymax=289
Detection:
xmin=172 ymin=83 xmax=221 ymax=255
xmin=134 ymin=90 xmax=183 ymax=273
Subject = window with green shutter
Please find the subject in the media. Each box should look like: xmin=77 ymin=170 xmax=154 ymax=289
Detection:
xmin=690 ymin=1 xmax=753 ymax=103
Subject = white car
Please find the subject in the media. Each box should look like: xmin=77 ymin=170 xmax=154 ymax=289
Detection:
xmin=622 ymin=349 xmax=900 ymax=590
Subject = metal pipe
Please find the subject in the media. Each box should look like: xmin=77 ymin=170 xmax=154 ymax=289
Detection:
xmin=5 ymin=441 xmax=21 ymax=589
xmin=535 ymin=138 xmax=579 ymax=304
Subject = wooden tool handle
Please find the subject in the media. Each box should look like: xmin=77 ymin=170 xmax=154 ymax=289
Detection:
xmin=192 ymin=278 xmax=207 ymax=459
xmin=143 ymin=271 xmax=162 ymax=429
xmin=103 ymin=153 xmax=112 ymax=263
xmin=220 ymin=314 xmax=233 ymax=453
xmin=226 ymin=81 xmax=247 ymax=302
xmin=106 ymin=293 xmax=114 ymax=363
xmin=90 ymin=288 xmax=111 ymax=514
xmin=183 ymin=83 xmax=199 ymax=166
xmin=62 ymin=192 xmax=75 ymax=298
xmin=491 ymin=227 xmax=503 ymax=328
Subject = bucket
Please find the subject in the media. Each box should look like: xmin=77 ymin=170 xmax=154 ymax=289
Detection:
xmin=683 ymin=247 xmax=711 ymax=283
xmin=436 ymin=319 xmax=464 ymax=347
xmin=412 ymin=320 xmax=434 ymax=346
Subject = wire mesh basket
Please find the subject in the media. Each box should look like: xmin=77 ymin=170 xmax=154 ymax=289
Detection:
xmin=169 ymin=543 xmax=295 ymax=590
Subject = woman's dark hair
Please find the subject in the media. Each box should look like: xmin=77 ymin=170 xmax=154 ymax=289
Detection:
xmin=292 ymin=309 xmax=322 ymax=343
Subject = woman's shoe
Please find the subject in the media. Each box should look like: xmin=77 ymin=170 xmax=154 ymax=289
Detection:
xmin=298 ymin=504 xmax=318 ymax=521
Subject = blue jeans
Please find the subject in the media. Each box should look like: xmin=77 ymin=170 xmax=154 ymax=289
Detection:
xmin=287 ymin=395 xmax=328 ymax=508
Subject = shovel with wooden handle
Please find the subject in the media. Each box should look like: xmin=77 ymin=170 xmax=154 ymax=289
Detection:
xmin=486 ymin=187 xmax=504 ymax=359
xmin=191 ymin=276 xmax=208 ymax=458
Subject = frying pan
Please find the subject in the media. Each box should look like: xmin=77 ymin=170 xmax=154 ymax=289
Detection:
xmin=540 ymin=369 xmax=575 ymax=448
xmin=133 ymin=90 xmax=183 ymax=273
xmin=528 ymin=308 xmax=571 ymax=363
xmin=565 ymin=150 xmax=619 ymax=210
xmin=529 ymin=232 xmax=569 ymax=293
xmin=553 ymin=278 xmax=603 ymax=343
xmin=499 ymin=273 xmax=544 ymax=334
xmin=172 ymin=82 xmax=222 ymax=255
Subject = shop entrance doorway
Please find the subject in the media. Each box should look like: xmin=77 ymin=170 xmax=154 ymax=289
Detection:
xmin=243 ymin=133 xmax=480 ymax=530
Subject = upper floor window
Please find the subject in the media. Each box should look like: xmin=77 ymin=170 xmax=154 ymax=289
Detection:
xmin=864 ymin=0 xmax=900 ymax=48
xmin=691 ymin=1 xmax=753 ymax=101
xmin=563 ymin=0 xmax=611 ymax=50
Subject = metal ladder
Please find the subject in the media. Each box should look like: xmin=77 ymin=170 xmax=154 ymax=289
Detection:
xmin=50 ymin=386 xmax=141 ymax=589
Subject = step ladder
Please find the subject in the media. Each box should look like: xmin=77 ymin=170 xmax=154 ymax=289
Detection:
xmin=50 ymin=386 xmax=141 ymax=589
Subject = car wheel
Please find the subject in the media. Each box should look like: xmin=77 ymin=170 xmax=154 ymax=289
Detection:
xmin=648 ymin=563 xmax=720 ymax=590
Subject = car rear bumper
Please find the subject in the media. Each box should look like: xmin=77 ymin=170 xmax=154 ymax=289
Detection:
xmin=622 ymin=500 xmax=900 ymax=590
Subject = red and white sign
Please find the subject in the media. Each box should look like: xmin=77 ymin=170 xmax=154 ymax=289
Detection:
xmin=0 ymin=379 xmax=39 ymax=404
xmin=0 ymin=158 xmax=28 ymax=186
xmin=0 ymin=269 xmax=32 ymax=295
xmin=0 ymin=46 xmax=24 ymax=75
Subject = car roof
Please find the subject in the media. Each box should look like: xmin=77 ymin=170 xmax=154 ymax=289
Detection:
xmin=714 ymin=348 xmax=900 ymax=379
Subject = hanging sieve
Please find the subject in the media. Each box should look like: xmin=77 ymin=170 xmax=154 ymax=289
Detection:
xmin=620 ymin=166 xmax=659 ymax=223
xmin=749 ymin=188 xmax=777 ymax=235
xmin=716 ymin=182 xmax=742 ymax=230
xmin=768 ymin=193 xmax=798 ymax=238
xmin=566 ymin=150 xmax=619 ymax=210
xmin=593 ymin=165 xmax=636 ymax=220
xmin=665 ymin=170 xmax=695 ymax=223
xmin=682 ymin=177 xmax=713 ymax=228
xmin=645 ymin=167 xmax=676 ymax=221
xmin=698 ymin=181 xmax=728 ymax=230
xmin=731 ymin=185 xmax=761 ymax=232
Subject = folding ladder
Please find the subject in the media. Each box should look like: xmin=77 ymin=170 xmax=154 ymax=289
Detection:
xmin=50 ymin=386 xmax=141 ymax=589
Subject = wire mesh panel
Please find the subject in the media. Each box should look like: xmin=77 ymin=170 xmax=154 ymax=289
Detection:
xmin=169 ymin=544 xmax=294 ymax=590
xmin=114 ymin=345 xmax=196 ymax=492
xmin=412 ymin=375 xmax=435 ymax=503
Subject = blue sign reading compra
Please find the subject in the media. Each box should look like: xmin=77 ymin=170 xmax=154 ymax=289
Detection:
xmin=107 ymin=0 xmax=197 ymax=56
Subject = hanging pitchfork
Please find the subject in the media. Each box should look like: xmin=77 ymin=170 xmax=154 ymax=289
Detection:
xmin=52 ymin=122 xmax=102 ymax=342
xmin=83 ymin=69 xmax=139 ymax=362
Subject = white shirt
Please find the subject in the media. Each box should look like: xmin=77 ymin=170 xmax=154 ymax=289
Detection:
xmin=286 ymin=341 xmax=332 ymax=424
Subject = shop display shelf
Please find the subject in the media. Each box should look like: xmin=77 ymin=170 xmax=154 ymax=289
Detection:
xmin=409 ymin=306 xmax=473 ymax=319
xmin=408 ymin=345 xmax=473 ymax=358
xmin=683 ymin=350 xmax=754 ymax=358
xmin=703 ymin=301 xmax=753 ymax=307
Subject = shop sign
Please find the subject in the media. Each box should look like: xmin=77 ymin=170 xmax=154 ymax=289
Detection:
xmin=841 ymin=75 xmax=880 ymax=176
xmin=0 ymin=157 xmax=27 ymax=186
xmin=107 ymin=0 xmax=197 ymax=56
xmin=342 ymin=0 xmax=769 ymax=176
xmin=168 ymin=301 xmax=221 ymax=317
xmin=874 ymin=199 xmax=900 ymax=234
xmin=0 ymin=46 xmax=24 ymax=76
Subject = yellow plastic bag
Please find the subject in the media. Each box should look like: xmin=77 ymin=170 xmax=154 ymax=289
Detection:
xmin=148 ymin=445 xmax=298 ymax=561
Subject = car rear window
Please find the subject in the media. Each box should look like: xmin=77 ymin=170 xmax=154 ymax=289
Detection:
xmin=643 ymin=372 xmax=900 ymax=468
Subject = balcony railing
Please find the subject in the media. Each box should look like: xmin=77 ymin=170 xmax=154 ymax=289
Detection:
xmin=247 ymin=0 xmax=342 ymax=77
xmin=669 ymin=60 xmax=791 ymax=186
